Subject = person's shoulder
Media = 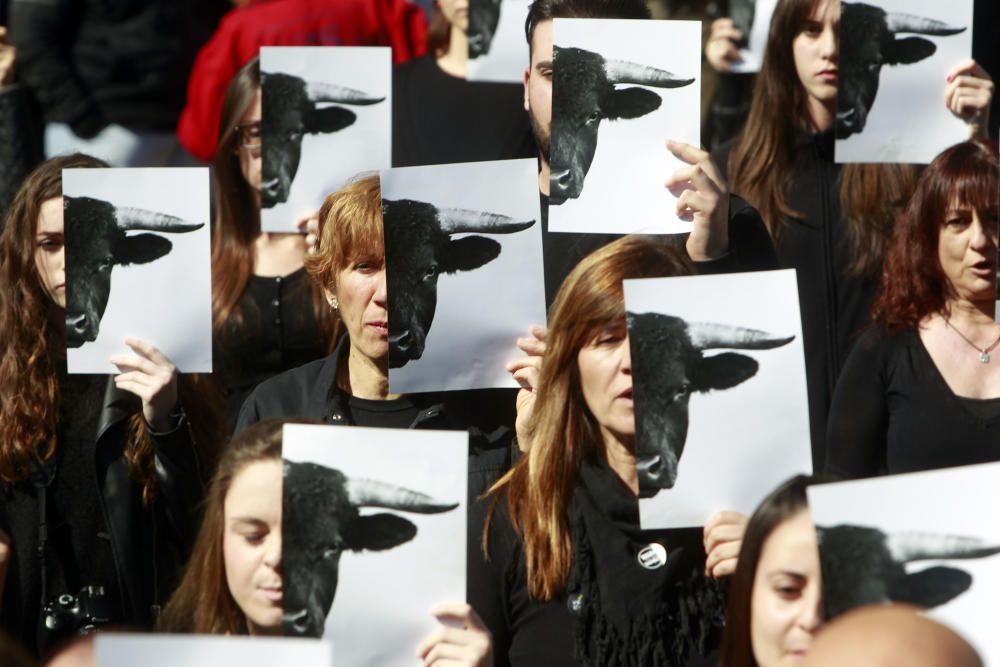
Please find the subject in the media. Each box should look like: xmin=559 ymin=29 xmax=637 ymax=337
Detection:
xmin=241 ymin=355 xmax=334 ymax=419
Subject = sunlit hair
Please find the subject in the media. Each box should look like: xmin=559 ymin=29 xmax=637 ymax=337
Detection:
xmin=210 ymin=56 xmax=336 ymax=347
xmin=873 ymin=139 xmax=999 ymax=331
xmin=718 ymin=474 xmax=827 ymax=667
xmin=157 ymin=419 xmax=297 ymax=634
xmin=727 ymin=0 xmax=915 ymax=274
xmin=484 ymin=236 xmax=693 ymax=600
xmin=305 ymin=174 xmax=384 ymax=293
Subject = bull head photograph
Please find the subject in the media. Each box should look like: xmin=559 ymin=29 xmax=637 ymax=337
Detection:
xmin=468 ymin=0 xmax=503 ymax=59
xmin=627 ymin=312 xmax=794 ymax=497
xmin=729 ymin=0 xmax=757 ymax=48
xmin=818 ymin=524 xmax=1000 ymax=619
xmin=549 ymin=46 xmax=694 ymax=205
xmin=837 ymin=2 xmax=965 ymax=139
xmin=382 ymin=198 xmax=535 ymax=368
xmin=261 ymin=71 xmax=384 ymax=208
xmin=282 ymin=460 xmax=458 ymax=639
xmin=63 ymin=196 xmax=204 ymax=349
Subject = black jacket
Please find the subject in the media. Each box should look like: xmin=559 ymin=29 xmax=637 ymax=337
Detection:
xmin=235 ymin=337 xmax=517 ymax=499
xmin=8 ymin=0 xmax=206 ymax=136
xmin=0 ymin=379 xmax=201 ymax=654
xmin=0 ymin=84 xmax=43 ymax=226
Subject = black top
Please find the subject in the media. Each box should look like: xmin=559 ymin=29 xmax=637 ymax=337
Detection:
xmin=392 ymin=55 xmax=536 ymax=167
xmin=215 ymin=267 xmax=329 ymax=429
xmin=342 ymin=390 xmax=421 ymax=429
xmin=825 ymin=327 xmax=1000 ymax=479
xmin=470 ymin=457 xmax=723 ymax=667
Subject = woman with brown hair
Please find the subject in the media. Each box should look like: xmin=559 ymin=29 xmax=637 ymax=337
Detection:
xmin=211 ymin=56 xmax=337 ymax=430
xmin=716 ymin=0 xmax=993 ymax=470
xmin=472 ymin=236 xmax=746 ymax=667
xmin=0 ymin=154 xmax=208 ymax=656
xmin=826 ymin=139 xmax=1000 ymax=477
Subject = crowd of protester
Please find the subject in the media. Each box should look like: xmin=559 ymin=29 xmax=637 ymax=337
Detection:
xmin=0 ymin=0 xmax=997 ymax=665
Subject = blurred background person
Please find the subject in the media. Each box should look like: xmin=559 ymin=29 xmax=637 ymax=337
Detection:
xmin=0 ymin=25 xmax=43 ymax=225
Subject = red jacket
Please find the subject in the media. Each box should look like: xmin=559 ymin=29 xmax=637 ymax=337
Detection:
xmin=177 ymin=0 xmax=427 ymax=161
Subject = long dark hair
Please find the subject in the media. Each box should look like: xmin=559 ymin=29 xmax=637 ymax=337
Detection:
xmin=873 ymin=139 xmax=999 ymax=332
xmin=728 ymin=0 xmax=915 ymax=275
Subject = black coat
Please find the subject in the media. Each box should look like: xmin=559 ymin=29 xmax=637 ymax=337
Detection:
xmin=0 ymin=379 xmax=201 ymax=654
xmin=0 ymin=84 xmax=43 ymax=226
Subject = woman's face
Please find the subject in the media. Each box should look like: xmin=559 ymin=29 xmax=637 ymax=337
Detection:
xmin=333 ymin=256 xmax=389 ymax=365
xmin=438 ymin=0 xmax=469 ymax=34
xmin=938 ymin=203 xmax=999 ymax=304
xmin=577 ymin=322 xmax=635 ymax=446
xmin=223 ymin=459 xmax=283 ymax=635
xmin=792 ymin=0 xmax=840 ymax=127
xmin=750 ymin=509 xmax=823 ymax=667
xmin=236 ymin=89 xmax=262 ymax=193
xmin=35 ymin=196 xmax=66 ymax=308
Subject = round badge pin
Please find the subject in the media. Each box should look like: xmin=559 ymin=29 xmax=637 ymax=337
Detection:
xmin=637 ymin=543 xmax=668 ymax=570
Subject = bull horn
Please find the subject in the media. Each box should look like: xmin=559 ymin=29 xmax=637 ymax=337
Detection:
xmin=603 ymin=59 xmax=695 ymax=89
xmin=886 ymin=533 xmax=1000 ymax=563
xmin=885 ymin=12 xmax=966 ymax=36
xmin=114 ymin=207 xmax=204 ymax=233
xmin=686 ymin=322 xmax=795 ymax=351
xmin=346 ymin=477 xmax=458 ymax=514
xmin=306 ymin=81 xmax=384 ymax=106
xmin=437 ymin=208 xmax=535 ymax=235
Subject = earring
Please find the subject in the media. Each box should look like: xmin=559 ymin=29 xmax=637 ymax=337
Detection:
xmin=329 ymin=296 xmax=339 ymax=310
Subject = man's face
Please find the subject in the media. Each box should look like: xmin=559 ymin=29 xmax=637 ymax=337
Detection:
xmin=524 ymin=19 xmax=553 ymax=164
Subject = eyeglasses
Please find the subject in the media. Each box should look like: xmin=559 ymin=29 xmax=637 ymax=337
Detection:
xmin=235 ymin=121 xmax=261 ymax=150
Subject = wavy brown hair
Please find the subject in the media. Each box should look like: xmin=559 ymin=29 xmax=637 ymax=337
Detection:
xmin=483 ymin=236 xmax=693 ymax=600
xmin=210 ymin=56 xmax=336 ymax=348
xmin=872 ymin=139 xmax=999 ymax=332
xmin=727 ymin=0 xmax=915 ymax=275
xmin=157 ymin=419 xmax=294 ymax=634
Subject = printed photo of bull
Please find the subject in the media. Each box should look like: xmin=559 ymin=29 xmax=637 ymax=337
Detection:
xmin=382 ymin=198 xmax=535 ymax=369
xmin=64 ymin=196 xmax=204 ymax=349
xmin=627 ymin=312 xmax=794 ymax=497
xmin=837 ymin=2 xmax=966 ymax=140
xmin=817 ymin=523 xmax=1000 ymax=619
xmin=468 ymin=0 xmax=503 ymax=59
xmin=282 ymin=459 xmax=458 ymax=638
xmin=549 ymin=45 xmax=695 ymax=205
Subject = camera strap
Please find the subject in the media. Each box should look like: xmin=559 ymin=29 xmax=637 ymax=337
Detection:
xmin=29 ymin=456 xmax=57 ymax=611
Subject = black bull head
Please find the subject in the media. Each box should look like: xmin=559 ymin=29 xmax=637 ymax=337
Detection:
xmin=382 ymin=198 xmax=535 ymax=368
xmin=468 ymin=0 xmax=502 ymax=58
xmin=837 ymin=2 xmax=965 ymax=139
xmin=550 ymin=46 xmax=694 ymax=205
xmin=627 ymin=312 xmax=794 ymax=496
xmin=260 ymin=72 xmax=384 ymax=208
xmin=818 ymin=524 xmax=1000 ymax=619
xmin=63 ymin=196 xmax=203 ymax=348
xmin=282 ymin=460 xmax=458 ymax=638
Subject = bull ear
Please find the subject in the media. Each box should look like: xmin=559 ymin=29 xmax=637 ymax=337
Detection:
xmin=889 ymin=566 xmax=972 ymax=608
xmin=690 ymin=352 xmax=758 ymax=392
xmin=303 ymin=106 xmax=357 ymax=135
xmin=438 ymin=236 xmax=502 ymax=274
xmin=344 ymin=513 xmax=417 ymax=551
xmin=116 ymin=234 xmax=172 ymax=266
xmin=602 ymin=87 xmax=662 ymax=121
xmin=884 ymin=37 xmax=937 ymax=65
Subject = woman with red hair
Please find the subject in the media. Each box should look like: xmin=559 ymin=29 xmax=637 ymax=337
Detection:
xmin=825 ymin=139 xmax=1000 ymax=478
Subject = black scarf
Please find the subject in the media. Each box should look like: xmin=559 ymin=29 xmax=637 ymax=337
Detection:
xmin=565 ymin=458 xmax=726 ymax=667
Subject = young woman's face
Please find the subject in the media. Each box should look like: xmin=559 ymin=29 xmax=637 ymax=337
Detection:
xmin=750 ymin=509 xmax=824 ymax=667
xmin=577 ymin=322 xmax=635 ymax=446
xmin=938 ymin=202 xmax=999 ymax=305
xmin=438 ymin=0 xmax=469 ymax=34
xmin=792 ymin=0 xmax=840 ymax=128
xmin=237 ymin=89 xmax=262 ymax=193
xmin=35 ymin=196 xmax=66 ymax=308
xmin=223 ymin=459 xmax=283 ymax=635
xmin=333 ymin=256 xmax=389 ymax=365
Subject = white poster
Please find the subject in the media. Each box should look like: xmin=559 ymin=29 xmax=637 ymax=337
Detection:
xmin=835 ymin=0 xmax=973 ymax=164
xmin=96 ymin=634 xmax=333 ymax=667
xmin=629 ymin=269 xmax=811 ymax=529
xmin=467 ymin=0 xmax=531 ymax=83
xmin=281 ymin=424 xmax=468 ymax=666
xmin=730 ymin=0 xmax=780 ymax=74
xmin=62 ymin=168 xmax=211 ymax=373
xmin=261 ymin=47 xmax=391 ymax=232
xmin=808 ymin=462 xmax=1000 ymax=666
xmin=548 ymin=19 xmax=701 ymax=234
xmin=381 ymin=158 xmax=546 ymax=393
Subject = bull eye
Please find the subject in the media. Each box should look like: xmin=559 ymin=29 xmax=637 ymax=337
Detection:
xmin=585 ymin=110 xmax=601 ymax=125
xmin=670 ymin=383 xmax=692 ymax=403
xmin=423 ymin=265 xmax=440 ymax=281
xmin=322 ymin=543 xmax=343 ymax=560
xmin=98 ymin=259 xmax=113 ymax=273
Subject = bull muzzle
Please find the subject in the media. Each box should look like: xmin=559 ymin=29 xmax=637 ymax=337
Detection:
xmin=283 ymin=607 xmax=322 ymax=638
xmin=388 ymin=327 xmax=426 ymax=368
xmin=836 ymin=106 xmax=867 ymax=139
xmin=260 ymin=177 xmax=285 ymax=209
xmin=65 ymin=312 xmax=98 ymax=348
xmin=636 ymin=448 xmax=680 ymax=496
